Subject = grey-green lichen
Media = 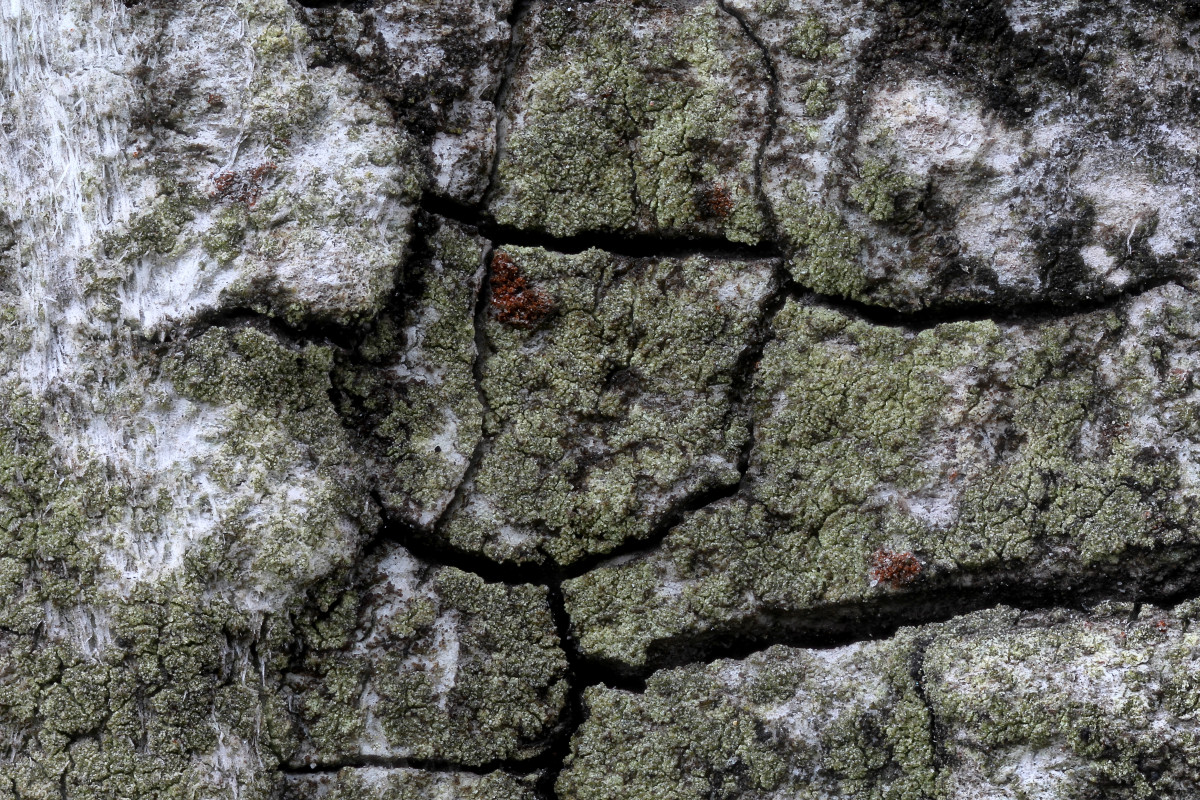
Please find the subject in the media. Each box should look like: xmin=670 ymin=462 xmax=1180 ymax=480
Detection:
xmin=436 ymin=246 xmax=777 ymax=566
xmin=286 ymin=543 xmax=569 ymax=767
xmin=775 ymin=183 xmax=865 ymax=298
xmin=735 ymin=0 xmax=1200 ymax=310
xmin=560 ymin=605 xmax=1200 ymax=799
xmin=160 ymin=325 xmax=377 ymax=601
xmin=12 ymin=0 xmax=1200 ymax=795
xmin=108 ymin=0 xmax=422 ymax=330
xmin=285 ymin=767 xmax=539 ymax=800
xmin=489 ymin=0 xmax=768 ymax=242
xmin=783 ymin=14 xmax=840 ymax=60
xmin=0 ymin=372 xmax=305 ymax=796
xmin=848 ymin=158 xmax=919 ymax=223
xmin=0 ymin=325 xmax=376 ymax=797
xmin=565 ymin=284 xmax=1200 ymax=669
xmin=0 ymin=0 xmax=563 ymax=796
xmin=334 ymin=218 xmax=486 ymax=529
xmin=560 ymin=627 xmax=939 ymax=800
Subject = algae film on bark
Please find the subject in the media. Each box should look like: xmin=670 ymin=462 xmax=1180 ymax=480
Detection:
xmin=7 ymin=0 xmax=1200 ymax=798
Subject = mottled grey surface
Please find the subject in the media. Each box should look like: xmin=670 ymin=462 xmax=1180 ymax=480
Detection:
xmin=6 ymin=0 xmax=1200 ymax=797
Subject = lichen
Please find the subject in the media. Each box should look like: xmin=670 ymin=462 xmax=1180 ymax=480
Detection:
xmin=490 ymin=0 xmax=768 ymax=242
xmin=286 ymin=767 xmax=540 ymax=800
xmin=783 ymin=14 xmax=839 ymax=60
xmin=287 ymin=546 xmax=570 ymax=767
xmin=333 ymin=218 xmax=486 ymax=528
xmin=849 ymin=158 xmax=919 ymax=223
xmin=744 ymin=0 xmax=1200 ymax=310
xmin=559 ymin=629 xmax=939 ymax=800
xmin=562 ymin=606 xmax=1200 ymax=799
xmin=435 ymin=246 xmax=776 ymax=566
xmin=775 ymin=183 xmax=866 ymax=298
xmin=566 ymin=285 xmax=1200 ymax=669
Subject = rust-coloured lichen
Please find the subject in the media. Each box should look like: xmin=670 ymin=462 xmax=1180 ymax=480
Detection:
xmin=490 ymin=251 xmax=552 ymax=327
xmin=211 ymin=161 xmax=277 ymax=207
xmin=697 ymin=183 xmax=734 ymax=220
xmin=869 ymin=549 xmax=922 ymax=589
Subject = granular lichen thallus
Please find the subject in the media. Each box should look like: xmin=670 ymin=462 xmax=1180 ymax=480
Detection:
xmin=869 ymin=549 xmax=922 ymax=589
xmin=490 ymin=250 xmax=553 ymax=327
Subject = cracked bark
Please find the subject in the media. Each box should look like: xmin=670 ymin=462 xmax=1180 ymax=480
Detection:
xmin=11 ymin=0 xmax=1200 ymax=796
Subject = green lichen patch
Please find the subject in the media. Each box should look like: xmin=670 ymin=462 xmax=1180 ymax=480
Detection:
xmin=774 ymin=183 xmax=866 ymax=299
xmin=285 ymin=543 xmax=569 ymax=767
xmin=559 ymin=626 xmax=937 ymax=800
xmin=566 ymin=285 xmax=1200 ymax=669
xmin=926 ymin=606 xmax=1200 ymax=798
xmin=0 ymin=314 xmax=374 ymax=799
xmin=333 ymin=218 xmax=486 ymax=529
xmin=285 ymin=767 xmax=539 ymax=800
xmin=153 ymin=324 xmax=378 ymax=606
xmin=436 ymin=246 xmax=777 ymax=566
xmin=109 ymin=0 xmax=422 ymax=330
xmin=849 ymin=157 xmax=920 ymax=223
xmin=0 ymin=588 xmax=301 ymax=800
xmin=489 ymin=0 xmax=769 ymax=242
xmin=297 ymin=0 xmax=514 ymax=204
xmin=736 ymin=0 xmax=1200 ymax=310
xmin=561 ymin=605 xmax=1200 ymax=799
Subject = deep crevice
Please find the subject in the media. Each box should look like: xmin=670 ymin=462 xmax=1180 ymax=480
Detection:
xmin=423 ymin=192 xmax=782 ymax=262
xmin=597 ymin=550 xmax=1200 ymax=680
xmin=421 ymin=194 xmax=1195 ymax=333
xmin=279 ymin=752 xmax=541 ymax=778
xmin=798 ymin=273 xmax=1195 ymax=332
xmin=910 ymin=634 xmax=949 ymax=773
xmin=372 ymin=470 xmax=742 ymax=586
xmin=532 ymin=585 xmax=605 ymax=799
xmin=292 ymin=0 xmax=362 ymax=8
xmin=152 ymin=306 xmax=364 ymax=352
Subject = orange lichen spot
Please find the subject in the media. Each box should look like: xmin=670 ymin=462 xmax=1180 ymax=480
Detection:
xmin=869 ymin=549 xmax=922 ymax=589
xmin=697 ymin=183 xmax=735 ymax=220
xmin=211 ymin=162 xmax=277 ymax=207
xmin=490 ymin=251 xmax=552 ymax=328
xmin=1156 ymin=619 xmax=1169 ymax=633
xmin=206 ymin=92 xmax=224 ymax=106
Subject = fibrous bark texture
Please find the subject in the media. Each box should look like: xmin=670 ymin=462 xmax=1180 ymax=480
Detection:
xmin=5 ymin=0 xmax=1200 ymax=798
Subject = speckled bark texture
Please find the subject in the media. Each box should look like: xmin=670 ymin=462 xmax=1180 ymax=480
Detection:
xmin=11 ymin=0 xmax=1200 ymax=797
